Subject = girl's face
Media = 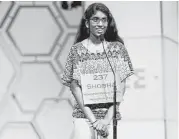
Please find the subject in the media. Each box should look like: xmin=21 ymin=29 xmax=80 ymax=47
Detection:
xmin=87 ymin=11 xmax=108 ymax=38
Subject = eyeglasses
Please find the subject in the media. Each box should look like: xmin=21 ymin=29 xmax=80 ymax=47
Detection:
xmin=90 ymin=17 xmax=108 ymax=24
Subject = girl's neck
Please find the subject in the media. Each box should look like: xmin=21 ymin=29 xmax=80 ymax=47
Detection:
xmin=89 ymin=33 xmax=104 ymax=45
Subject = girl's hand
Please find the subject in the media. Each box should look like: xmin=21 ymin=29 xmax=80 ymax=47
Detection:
xmin=98 ymin=119 xmax=109 ymax=137
xmin=92 ymin=120 xmax=109 ymax=137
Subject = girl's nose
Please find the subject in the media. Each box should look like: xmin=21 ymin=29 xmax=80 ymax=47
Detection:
xmin=98 ymin=20 xmax=103 ymax=26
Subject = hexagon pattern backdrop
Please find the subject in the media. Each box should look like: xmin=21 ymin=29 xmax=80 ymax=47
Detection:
xmin=0 ymin=1 xmax=178 ymax=139
xmin=0 ymin=1 xmax=84 ymax=139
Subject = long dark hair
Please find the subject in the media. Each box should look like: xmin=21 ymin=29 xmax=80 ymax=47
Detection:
xmin=74 ymin=3 xmax=124 ymax=45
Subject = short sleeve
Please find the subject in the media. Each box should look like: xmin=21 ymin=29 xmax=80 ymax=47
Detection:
xmin=116 ymin=42 xmax=134 ymax=82
xmin=61 ymin=46 xmax=75 ymax=87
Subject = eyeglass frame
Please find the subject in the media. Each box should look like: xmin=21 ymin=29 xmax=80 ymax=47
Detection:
xmin=89 ymin=17 xmax=108 ymax=24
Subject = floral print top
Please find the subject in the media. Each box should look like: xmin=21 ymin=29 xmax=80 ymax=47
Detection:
xmin=61 ymin=39 xmax=134 ymax=120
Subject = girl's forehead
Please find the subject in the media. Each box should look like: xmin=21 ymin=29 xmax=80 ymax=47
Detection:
xmin=91 ymin=11 xmax=107 ymax=18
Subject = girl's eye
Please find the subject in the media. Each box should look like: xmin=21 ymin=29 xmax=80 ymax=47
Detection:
xmin=91 ymin=17 xmax=99 ymax=22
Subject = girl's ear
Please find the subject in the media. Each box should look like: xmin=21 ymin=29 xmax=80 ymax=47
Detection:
xmin=85 ymin=20 xmax=89 ymax=28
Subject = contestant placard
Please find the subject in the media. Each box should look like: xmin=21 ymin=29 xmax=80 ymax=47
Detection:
xmin=81 ymin=72 xmax=123 ymax=105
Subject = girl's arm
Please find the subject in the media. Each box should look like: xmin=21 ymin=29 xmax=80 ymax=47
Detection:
xmin=104 ymin=79 xmax=126 ymax=124
xmin=70 ymin=80 xmax=96 ymax=124
xmin=93 ymin=79 xmax=126 ymax=129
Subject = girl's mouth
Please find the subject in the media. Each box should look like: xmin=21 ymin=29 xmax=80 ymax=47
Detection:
xmin=96 ymin=29 xmax=104 ymax=32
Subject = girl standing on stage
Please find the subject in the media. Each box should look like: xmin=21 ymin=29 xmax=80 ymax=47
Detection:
xmin=61 ymin=3 xmax=134 ymax=139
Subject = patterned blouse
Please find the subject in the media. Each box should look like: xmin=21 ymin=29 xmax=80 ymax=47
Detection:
xmin=61 ymin=39 xmax=134 ymax=120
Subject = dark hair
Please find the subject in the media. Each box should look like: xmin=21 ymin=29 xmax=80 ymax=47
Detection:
xmin=74 ymin=3 xmax=124 ymax=45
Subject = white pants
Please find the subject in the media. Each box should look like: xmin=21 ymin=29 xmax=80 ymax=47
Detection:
xmin=72 ymin=118 xmax=115 ymax=139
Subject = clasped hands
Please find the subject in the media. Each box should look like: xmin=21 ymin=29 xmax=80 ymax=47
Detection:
xmin=91 ymin=119 xmax=109 ymax=138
